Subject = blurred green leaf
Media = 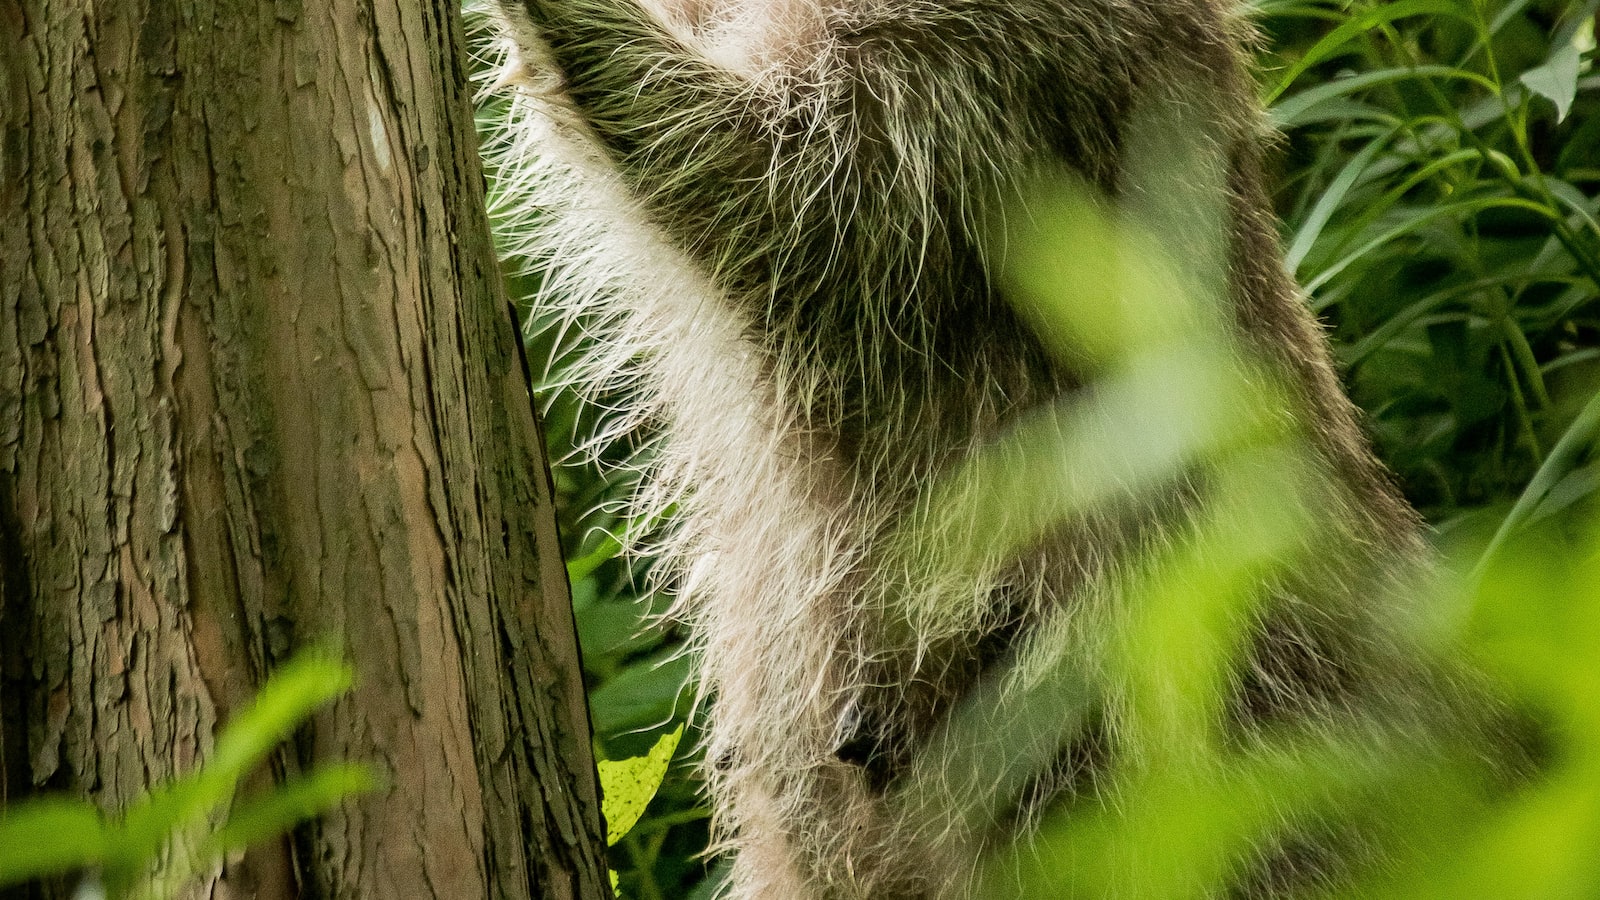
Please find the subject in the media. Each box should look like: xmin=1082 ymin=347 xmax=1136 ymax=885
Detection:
xmin=115 ymin=650 xmax=354 ymax=866
xmin=0 ymin=800 xmax=108 ymax=886
xmin=208 ymin=651 xmax=353 ymax=780
xmin=204 ymin=763 xmax=378 ymax=856
xmin=19 ymin=648 xmax=370 ymax=899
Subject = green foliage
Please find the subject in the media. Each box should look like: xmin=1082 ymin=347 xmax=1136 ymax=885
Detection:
xmin=0 ymin=650 xmax=372 ymax=900
xmin=979 ymin=507 xmax=1600 ymax=900
xmin=955 ymin=177 xmax=1596 ymax=899
xmin=1261 ymin=0 xmax=1600 ymax=528
xmin=1391 ymin=526 xmax=1600 ymax=900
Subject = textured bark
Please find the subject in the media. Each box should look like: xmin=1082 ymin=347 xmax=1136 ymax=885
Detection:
xmin=0 ymin=0 xmax=609 ymax=897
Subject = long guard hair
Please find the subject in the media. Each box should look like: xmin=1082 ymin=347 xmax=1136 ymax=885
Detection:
xmin=475 ymin=2 xmax=1488 ymax=896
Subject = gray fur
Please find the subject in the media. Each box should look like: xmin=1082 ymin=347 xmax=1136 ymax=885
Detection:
xmin=474 ymin=2 xmax=1473 ymax=896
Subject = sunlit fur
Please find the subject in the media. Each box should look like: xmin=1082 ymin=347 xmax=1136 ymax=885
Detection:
xmin=474 ymin=2 xmax=1459 ymax=896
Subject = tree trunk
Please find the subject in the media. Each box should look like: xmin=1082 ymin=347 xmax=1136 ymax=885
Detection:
xmin=0 ymin=0 xmax=609 ymax=897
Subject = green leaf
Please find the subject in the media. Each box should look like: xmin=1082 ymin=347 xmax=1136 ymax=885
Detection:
xmin=204 ymin=764 xmax=378 ymax=856
xmin=1271 ymin=66 xmax=1492 ymax=129
xmin=1285 ymin=128 xmax=1397 ymax=272
xmin=110 ymin=779 xmax=206 ymax=871
xmin=1520 ymin=39 xmax=1583 ymax=122
xmin=589 ymin=652 xmax=694 ymax=737
xmin=1263 ymin=0 xmax=1472 ymax=104
xmin=1304 ymin=196 xmax=1556 ymax=298
xmin=567 ymin=530 xmax=623 ymax=584
xmin=116 ymin=649 xmax=355 ymax=867
xmin=208 ymin=651 xmax=354 ymax=781
xmin=1474 ymin=388 xmax=1600 ymax=579
xmin=598 ymin=725 xmax=683 ymax=845
xmin=0 ymin=799 xmax=108 ymax=885
xmin=578 ymin=599 xmax=658 ymax=661
xmin=1341 ymin=278 xmax=1508 ymax=368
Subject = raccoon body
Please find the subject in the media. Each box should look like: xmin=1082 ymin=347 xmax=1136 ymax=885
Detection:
xmin=478 ymin=3 xmax=1461 ymax=896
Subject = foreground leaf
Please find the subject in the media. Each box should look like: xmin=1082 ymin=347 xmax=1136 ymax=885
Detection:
xmin=0 ymin=800 xmax=108 ymax=885
xmin=599 ymin=725 xmax=683 ymax=845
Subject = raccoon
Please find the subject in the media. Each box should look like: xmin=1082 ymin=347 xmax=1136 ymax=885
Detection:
xmin=476 ymin=2 xmax=1480 ymax=896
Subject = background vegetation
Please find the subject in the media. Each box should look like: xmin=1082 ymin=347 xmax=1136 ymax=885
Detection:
xmin=519 ymin=2 xmax=1600 ymax=896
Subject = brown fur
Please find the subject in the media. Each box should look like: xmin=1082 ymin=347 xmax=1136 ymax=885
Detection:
xmin=475 ymin=2 xmax=1486 ymax=896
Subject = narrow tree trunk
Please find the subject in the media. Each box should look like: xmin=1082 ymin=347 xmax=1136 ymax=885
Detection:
xmin=0 ymin=0 xmax=609 ymax=896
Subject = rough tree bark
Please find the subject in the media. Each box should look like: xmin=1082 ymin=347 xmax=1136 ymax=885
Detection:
xmin=0 ymin=0 xmax=609 ymax=897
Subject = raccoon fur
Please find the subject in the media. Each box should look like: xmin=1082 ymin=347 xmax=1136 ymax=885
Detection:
xmin=474 ymin=2 xmax=1484 ymax=897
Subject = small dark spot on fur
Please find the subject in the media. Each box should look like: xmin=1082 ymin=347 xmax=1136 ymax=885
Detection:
xmin=835 ymin=708 xmax=900 ymax=794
